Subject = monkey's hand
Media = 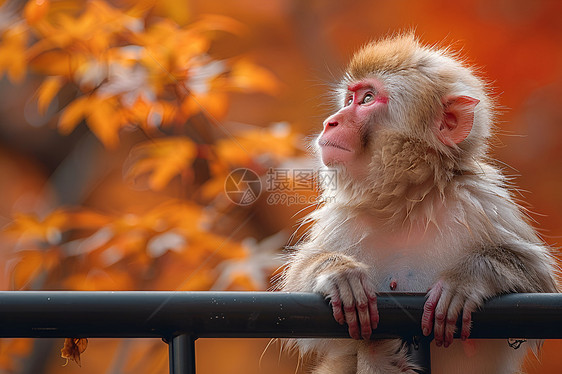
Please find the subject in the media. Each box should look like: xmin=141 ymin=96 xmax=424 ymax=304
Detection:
xmin=312 ymin=256 xmax=378 ymax=340
xmin=421 ymin=279 xmax=484 ymax=348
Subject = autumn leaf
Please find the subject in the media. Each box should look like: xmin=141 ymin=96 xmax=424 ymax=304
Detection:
xmin=24 ymin=0 xmax=50 ymax=25
xmin=65 ymin=210 xmax=112 ymax=230
xmin=0 ymin=24 xmax=28 ymax=83
xmin=214 ymin=123 xmax=299 ymax=167
xmin=190 ymin=14 xmax=248 ymax=36
xmin=28 ymin=50 xmax=79 ymax=76
xmin=181 ymin=90 xmax=230 ymax=119
xmin=211 ymin=232 xmax=287 ymax=290
xmin=4 ymin=210 xmax=68 ymax=244
xmin=59 ymin=95 xmax=124 ymax=148
xmin=58 ymin=95 xmax=90 ymax=134
xmin=36 ymin=76 xmax=64 ymax=114
xmin=85 ymin=96 xmax=123 ymax=148
xmin=228 ymin=59 xmax=280 ymax=95
xmin=61 ymin=338 xmax=88 ymax=367
xmin=125 ymin=137 xmax=198 ymax=191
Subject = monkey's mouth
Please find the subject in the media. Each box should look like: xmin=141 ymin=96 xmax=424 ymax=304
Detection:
xmin=319 ymin=140 xmax=351 ymax=152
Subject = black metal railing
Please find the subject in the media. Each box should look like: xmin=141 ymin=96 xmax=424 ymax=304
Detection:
xmin=1 ymin=291 xmax=562 ymax=374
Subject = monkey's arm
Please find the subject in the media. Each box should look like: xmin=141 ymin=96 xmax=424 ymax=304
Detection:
xmin=283 ymin=250 xmax=378 ymax=340
xmin=421 ymin=241 xmax=558 ymax=348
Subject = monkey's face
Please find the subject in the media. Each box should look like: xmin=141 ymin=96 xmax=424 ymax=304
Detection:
xmin=318 ymin=78 xmax=389 ymax=173
xmin=318 ymin=73 xmax=481 ymax=180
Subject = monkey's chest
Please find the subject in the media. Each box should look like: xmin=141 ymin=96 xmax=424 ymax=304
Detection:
xmin=361 ymin=246 xmax=442 ymax=293
xmin=378 ymin=266 xmax=430 ymax=292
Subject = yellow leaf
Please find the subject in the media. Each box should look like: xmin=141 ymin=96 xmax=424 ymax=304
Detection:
xmin=153 ymin=0 xmax=191 ymax=25
xmin=61 ymin=338 xmax=88 ymax=367
xmin=85 ymin=97 xmax=122 ymax=148
xmin=58 ymin=96 xmax=90 ymax=134
xmin=190 ymin=14 xmax=248 ymax=35
xmin=58 ymin=96 xmax=123 ymax=147
xmin=0 ymin=24 xmax=28 ymax=83
xmin=181 ymin=91 xmax=229 ymax=120
xmin=37 ymin=76 xmax=63 ymax=115
xmin=229 ymin=60 xmax=279 ymax=95
xmin=66 ymin=210 xmax=112 ymax=230
xmin=29 ymin=50 xmax=78 ymax=76
xmin=24 ymin=0 xmax=50 ymax=25
xmin=4 ymin=210 xmax=68 ymax=243
xmin=126 ymin=137 xmax=197 ymax=191
xmin=214 ymin=124 xmax=298 ymax=167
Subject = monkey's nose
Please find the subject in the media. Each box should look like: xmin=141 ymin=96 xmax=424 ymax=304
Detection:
xmin=324 ymin=120 xmax=338 ymax=129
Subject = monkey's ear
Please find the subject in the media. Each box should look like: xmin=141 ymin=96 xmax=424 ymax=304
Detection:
xmin=437 ymin=96 xmax=480 ymax=146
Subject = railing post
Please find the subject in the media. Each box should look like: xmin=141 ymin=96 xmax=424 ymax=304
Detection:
xmin=406 ymin=335 xmax=431 ymax=374
xmin=168 ymin=334 xmax=197 ymax=374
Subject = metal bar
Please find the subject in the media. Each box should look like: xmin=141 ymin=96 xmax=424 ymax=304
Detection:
xmin=169 ymin=334 xmax=196 ymax=374
xmin=0 ymin=291 xmax=562 ymax=339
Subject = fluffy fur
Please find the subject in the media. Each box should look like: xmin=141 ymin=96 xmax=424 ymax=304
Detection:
xmin=279 ymin=33 xmax=558 ymax=374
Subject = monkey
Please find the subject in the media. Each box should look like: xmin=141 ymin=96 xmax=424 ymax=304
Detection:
xmin=278 ymin=33 xmax=559 ymax=374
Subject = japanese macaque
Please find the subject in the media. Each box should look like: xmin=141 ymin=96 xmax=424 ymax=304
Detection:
xmin=279 ymin=33 xmax=559 ymax=373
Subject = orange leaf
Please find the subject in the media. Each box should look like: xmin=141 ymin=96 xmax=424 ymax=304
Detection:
xmin=66 ymin=210 xmax=112 ymax=231
xmin=4 ymin=210 xmax=68 ymax=243
xmin=125 ymin=137 xmax=197 ymax=191
xmin=190 ymin=14 xmax=248 ymax=35
xmin=181 ymin=91 xmax=229 ymax=120
xmin=229 ymin=60 xmax=279 ymax=95
xmin=0 ymin=24 xmax=28 ymax=83
xmin=24 ymin=0 xmax=50 ymax=25
xmin=61 ymin=338 xmax=88 ymax=367
xmin=29 ymin=50 xmax=78 ymax=76
xmin=36 ymin=76 xmax=63 ymax=115
xmin=85 ymin=97 xmax=123 ymax=148
xmin=58 ymin=96 xmax=90 ymax=134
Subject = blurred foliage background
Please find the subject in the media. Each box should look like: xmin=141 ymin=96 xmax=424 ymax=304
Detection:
xmin=0 ymin=0 xmax=561 ymax=373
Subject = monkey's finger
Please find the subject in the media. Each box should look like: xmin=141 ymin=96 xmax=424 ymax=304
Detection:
xmin=337 ymin=279 xmax=361 ymax=340
xmin=422 ymin=280 xmax=443 ymax=336
xmin=433 ymin=286 xmax=453 ymax=347
xmin=360 ymin=276 xmax=379 ymax=330
xmin=330 ymin=293 xmax=345 ymax=325
xmin=460 ymin=299 xmax=477 ymax=341
xmin=349 ymin=276 xmax=372 ymax=340
xmin=444 ymin=293 xmax=464 ymax=348
xmin=328 ymin=285 xmax=345 ymax=325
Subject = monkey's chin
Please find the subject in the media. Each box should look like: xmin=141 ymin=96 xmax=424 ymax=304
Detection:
xmin=320 ymin=146 xmax=353 ymax=167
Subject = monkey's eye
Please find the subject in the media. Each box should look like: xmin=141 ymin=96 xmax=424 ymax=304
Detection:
xmin=345 ymin=97 xmax=353 ymax=106
xmin=361 ymin=93 xmax=374 ymax=104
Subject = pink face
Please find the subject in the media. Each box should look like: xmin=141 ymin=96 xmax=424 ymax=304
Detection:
xmin=318 ymin=78 xmax=388 ymax=169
